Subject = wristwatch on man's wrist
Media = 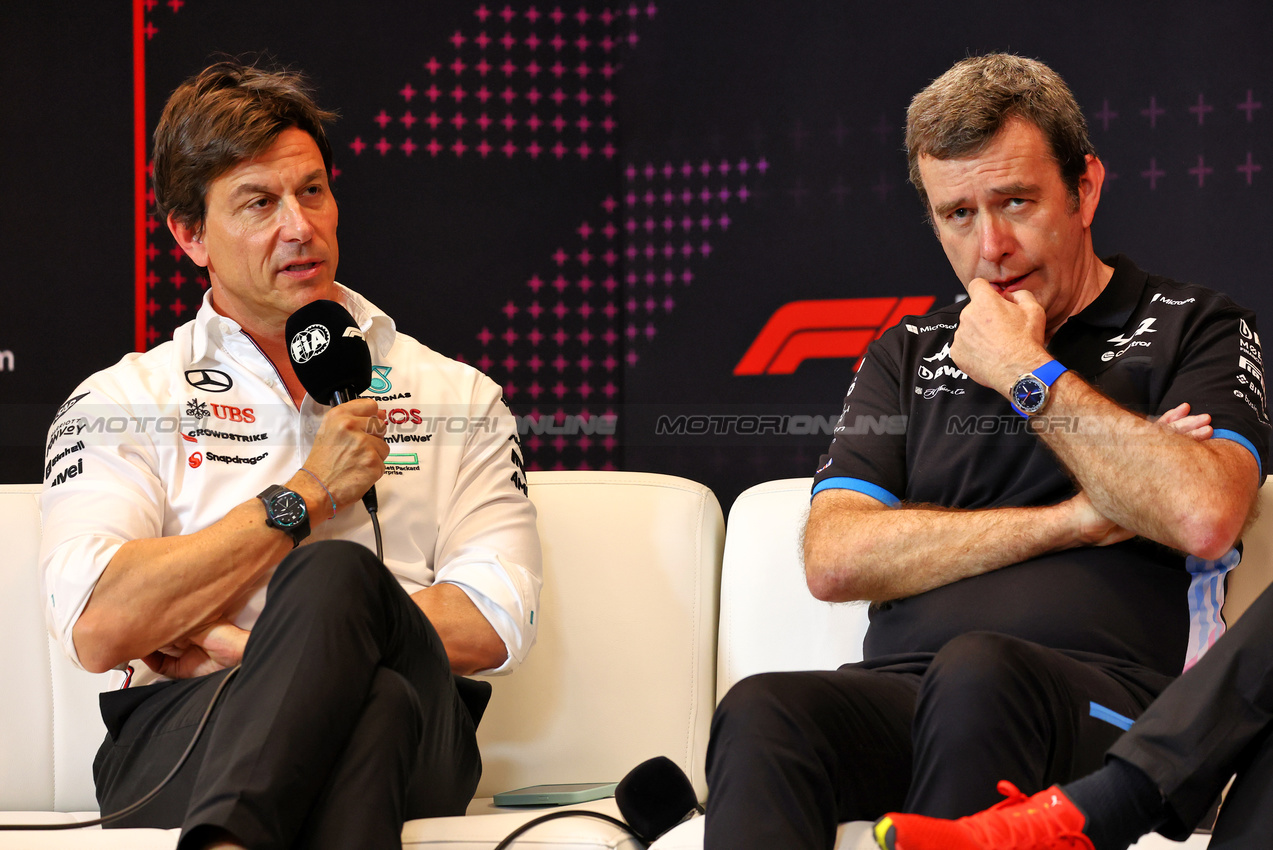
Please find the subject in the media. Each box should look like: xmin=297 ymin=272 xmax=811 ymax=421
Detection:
xmin=257 ymin=484 xmax=310 ymax=548
xmin=1009 ymin=359 xmax=1069 ymax=417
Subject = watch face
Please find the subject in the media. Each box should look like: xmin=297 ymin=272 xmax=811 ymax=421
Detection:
xmin=1013 ymin=376 xmax=1047 ymax=414
xmin=270 ymin=491 xmax=307 ymax=527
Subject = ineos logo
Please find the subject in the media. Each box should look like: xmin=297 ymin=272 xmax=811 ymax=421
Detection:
xmin=289 ymin=324 xmax=331 ymax=363
xmin=185 ymin=369 xmax=233 ymax=393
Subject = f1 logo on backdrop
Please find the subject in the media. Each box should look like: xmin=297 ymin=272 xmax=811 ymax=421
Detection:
xmin=734 ymin=297 xmax=936 ymax=375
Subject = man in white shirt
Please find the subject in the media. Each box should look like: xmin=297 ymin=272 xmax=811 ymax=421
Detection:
xmin=40 ymin=60 xmax=542 ymax=850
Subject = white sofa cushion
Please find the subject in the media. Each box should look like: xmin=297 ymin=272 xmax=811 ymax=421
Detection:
xmin=715 ymin=477 xmax=867 ymax=703
xmin=0 ymin=471 xmax=724 ymax=849
xmin=475 ymin=471 xmax=723 ymax=800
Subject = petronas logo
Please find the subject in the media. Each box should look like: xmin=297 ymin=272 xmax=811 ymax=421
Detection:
xmin=369 ymin=366 xmax=393 ymax=394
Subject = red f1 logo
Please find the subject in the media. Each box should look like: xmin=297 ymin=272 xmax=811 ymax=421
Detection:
xmin=734 ymin=296 xmax=935 ymax=375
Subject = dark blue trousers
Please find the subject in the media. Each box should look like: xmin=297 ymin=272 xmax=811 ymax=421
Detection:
xmin=704 ymin=632 xmax=1172 ymax=850
xmin=1111 ymin=579 xmax=1273 ymax=848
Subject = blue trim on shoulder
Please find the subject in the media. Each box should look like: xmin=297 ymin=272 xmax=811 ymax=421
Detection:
xmin=1213 ymin=429 xmax=1262 ymax=479
xmin=811 ymin=477 xmax=901 ymax=508
xmin=1089 ymin=702 xmax=1134 ymax=731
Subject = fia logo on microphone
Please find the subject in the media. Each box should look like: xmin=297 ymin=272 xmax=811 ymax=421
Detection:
xmin=289 ymin=324 xmax=331 ymax=363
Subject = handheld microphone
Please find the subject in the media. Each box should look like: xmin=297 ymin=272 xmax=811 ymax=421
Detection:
xmin=285 ymin=299 xmax=378 ymax=513
xmin=614 ymin=756 xmax=702 ymax=844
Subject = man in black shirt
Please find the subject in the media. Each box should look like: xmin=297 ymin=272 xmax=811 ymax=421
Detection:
xmin=703 ymin=53 xmax=1269 ymax=850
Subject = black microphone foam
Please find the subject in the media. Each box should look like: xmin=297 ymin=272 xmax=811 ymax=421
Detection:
xmin=285 ymin=299 xmax=372 ymax=406
xmin=615 ymin=756 xmax=700 ymax=844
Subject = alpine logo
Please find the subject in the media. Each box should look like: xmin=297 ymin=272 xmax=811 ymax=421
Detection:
xmin=923 ymin=343 xmax=953 ymax=363
xmin=1107 ymin=318 xmax=1158 ymax=347
xmin=1101 ymin=318 xmax=1157 ymax=362
xmin=734 ymin=296 xmax=936 ymax=375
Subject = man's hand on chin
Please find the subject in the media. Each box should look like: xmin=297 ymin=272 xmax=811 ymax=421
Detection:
xmin=950 ymin=277 xmax=1050 ymax=392
xmin=144 ymin=622 xmax=250 ymax=679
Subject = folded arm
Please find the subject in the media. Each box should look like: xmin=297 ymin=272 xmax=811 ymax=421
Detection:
xmin=71 ymin=399 xmax=389 ymax=674
xmin=953 ymin=278 xmax=1260 ymax=558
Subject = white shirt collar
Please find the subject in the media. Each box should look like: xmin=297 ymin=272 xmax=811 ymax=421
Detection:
xmin=188 ymin=283 xmax=398 ymax=363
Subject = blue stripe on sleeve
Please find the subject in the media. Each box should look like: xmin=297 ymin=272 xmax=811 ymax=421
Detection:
xmin=811 ymin=477 xmax=901 ymax=507
xmin=1213 ymin=429 xmax=1262 ymax=478
xmin=1089 ymin=702 xmax=1134 ymax=731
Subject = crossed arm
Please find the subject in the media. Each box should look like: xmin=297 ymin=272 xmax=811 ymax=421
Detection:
xmin=73 ymin=399 xmax=505 ymax=677
xmin=804 ymin=280 xmax=1261 ymax=604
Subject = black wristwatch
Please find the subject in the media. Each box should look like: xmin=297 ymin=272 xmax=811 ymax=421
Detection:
xmin=257 ymin=484 xmax=310 ymax=548
xmin=1010 ymin=359 xmax=1069 ymax=417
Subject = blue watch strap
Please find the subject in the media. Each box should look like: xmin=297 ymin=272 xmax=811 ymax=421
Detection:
xmin=1033 ymin=359 xmax=1068 ymax=387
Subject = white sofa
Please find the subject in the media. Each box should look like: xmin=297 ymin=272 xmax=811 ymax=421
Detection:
xmin=4 ymin=473 xmax=1268 ymax=848
xmin=0 ymin=471 xmax=724 ymax=849
xmin=654 ymin=477 xmax=1273 ymax=850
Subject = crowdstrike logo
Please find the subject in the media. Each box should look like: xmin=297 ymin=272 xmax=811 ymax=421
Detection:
xmin=734 ymin=296 xmax=936 ymax=375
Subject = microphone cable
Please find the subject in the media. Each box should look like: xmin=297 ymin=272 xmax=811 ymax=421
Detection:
xmin=0 ymin=664 xmax=241 ymax=831
xmin=491 ymin=810 xmax=638 ymax=850
xmin=368 ymin=502 xmax=383 ymax=562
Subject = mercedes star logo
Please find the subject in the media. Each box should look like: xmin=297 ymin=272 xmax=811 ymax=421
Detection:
xmin=185 ymin=369 xmax=234 ymax=393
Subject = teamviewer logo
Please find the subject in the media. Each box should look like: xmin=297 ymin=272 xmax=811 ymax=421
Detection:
xmin=734 ymin=297 xmax=935 ymax=375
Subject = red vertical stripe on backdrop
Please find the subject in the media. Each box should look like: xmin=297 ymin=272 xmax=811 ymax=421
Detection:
xmin=133 ymin=0 xmax=146 ymax=351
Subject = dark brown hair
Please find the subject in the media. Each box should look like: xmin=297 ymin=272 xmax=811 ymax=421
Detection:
xmin=152 ymin=59 xmax=338 ymax=233
xmin=905 ymin=53 xmax=1095 ymax=219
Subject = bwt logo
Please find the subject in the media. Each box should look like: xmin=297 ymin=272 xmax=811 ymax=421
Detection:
xmin=735 ymin=297 xmax=935 ymax=375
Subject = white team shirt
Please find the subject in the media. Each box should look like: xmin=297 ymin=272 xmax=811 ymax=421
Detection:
xmin=40 ymin=285 xmax=541 ymax=688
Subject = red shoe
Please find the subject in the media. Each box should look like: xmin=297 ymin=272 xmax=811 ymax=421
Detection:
xmin=873 ymin=781 xmax=1094 ymax=850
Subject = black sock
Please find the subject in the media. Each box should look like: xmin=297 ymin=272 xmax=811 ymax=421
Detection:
xmin=1062 ymin=758 xmax=1168 ymax=850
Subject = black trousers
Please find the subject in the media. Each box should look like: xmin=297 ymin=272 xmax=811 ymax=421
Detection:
xmin=703 ymin=631 xmax=1173 ymax=850
xmin=1110 ymin=580 xmax=1273 ymax=848
xmin=93 ymin=541 xmax=484 ymax=850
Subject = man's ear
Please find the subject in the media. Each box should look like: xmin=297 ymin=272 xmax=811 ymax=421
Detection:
xmin=1076 ymin=154 xmax=1105 ymax=229
xmin=167 ymin=212 xmax=209 ymax=268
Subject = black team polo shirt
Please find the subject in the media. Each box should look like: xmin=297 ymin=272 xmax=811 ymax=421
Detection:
xmin=812 ymin=254 xmax=1270 ymax=678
